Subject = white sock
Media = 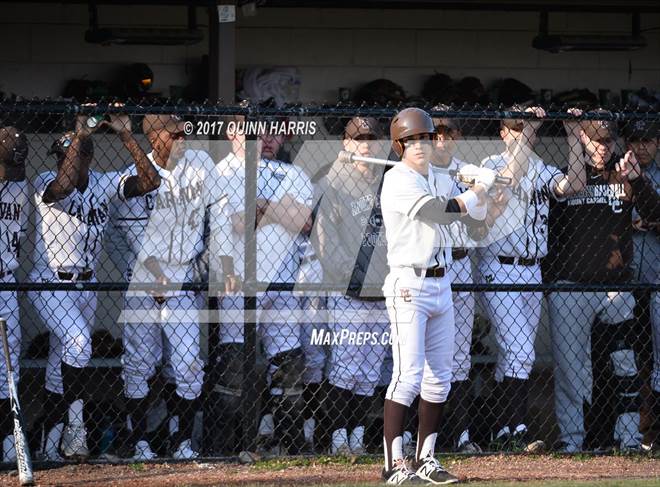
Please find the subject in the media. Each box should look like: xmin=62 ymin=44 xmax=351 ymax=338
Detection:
xmin=68 ymin=399 xmax=84 ymax=426
xmin=513 ymin=424 xmax=527 ymax=435
xmin=169 ymin=415 xmax=179 ymax=436
xmin=384 ymin=435 xmax=404 ymax=471
xmin=458 ymin=429 xmax=470 ymax=448
xmin=331 ymin=428 xmax=348 ymax=451
xmin=349 ymin=425 xmax=365 ymax=450
xmin=45 ymin=423 xmax=64 ymax=455
xmin=418 ymin=432 xmax=437 ymax=460
xmin=303 ymin=418 xmax=315 ymax=443
xmin=258 ymin=413 xmax=274 ymax=436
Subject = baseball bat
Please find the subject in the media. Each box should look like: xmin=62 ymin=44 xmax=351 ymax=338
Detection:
xmin=337 ymin=150 xmax=512 ymax=186
xmin=0 ymin=318 xmax=34 ymax=486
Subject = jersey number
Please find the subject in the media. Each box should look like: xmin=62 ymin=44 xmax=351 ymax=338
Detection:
xmin=8 ymin=232 xmax=20 ymax=258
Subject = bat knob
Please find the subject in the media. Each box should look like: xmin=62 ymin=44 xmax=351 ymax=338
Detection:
xmin=337 ymin=150 xmax=355 ymax=165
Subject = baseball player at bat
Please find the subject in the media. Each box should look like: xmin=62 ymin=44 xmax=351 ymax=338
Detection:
xmin=477 ymin=106 xmax=587 ymax=451
xmin=622 ymin=120 xmax=660 ymax=451
xmin=0 ymin=127 xmax=29 ymax=465
xmin=380 ymin=108 xmax=497 ymax=485
xmin=312 ymin=116 xmax=390 ymax=455
xmin=118 ymin=114 xmax=241 ymax=460
xmin=29 ymin=113 xmax=161 ymax=461
xmin=548 ymin=111 xmax=660 ymax=452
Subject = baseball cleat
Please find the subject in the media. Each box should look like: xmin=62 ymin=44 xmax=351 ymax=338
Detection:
xmin=382 ymin=458 xmax=425 ymax=485
xmin=132 ymin=440 xmax=157 ymax=461
xmin=172 ymin=438 xmax=199 ymax=460
xmin=61 ymin=423 xmax=89 ymax=459
xmin=413 ymin=454 xmax=459 ymax=484
xmin=457 ymin=440 xmax=482 ymax=454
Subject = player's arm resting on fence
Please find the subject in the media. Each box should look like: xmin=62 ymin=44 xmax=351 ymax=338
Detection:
xmin=625 ymin=153 xmax=660 ymax=222
xmin=42 ymin=132 xmax=88 ymax=204
xmin=260 ymin=166 xmax=314 ymax=234
xmin=108 ymin=115 xmax=161 ymax=198
xmin=499 ymin=107 xmax=546 ymax=188
xmin=554 ymin=108 xmax=588 ymax=199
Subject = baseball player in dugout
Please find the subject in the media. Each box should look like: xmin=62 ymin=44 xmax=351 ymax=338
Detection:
xmin=251 ymin=126 xmax=313 ymax=455
xmin=428 ymin=106 xmax=483 ymax=454
xmin=0 ymin=127 xmax=28 ymax=464
xmin=118 ymin=114 xmax=241 ymax=461
xmin=380 ymin=107 xmax=499 ymax=485
xmin=622 ymin=120 xmax=660 ymax=451
xmin=312 ymin=116 xmax=390 ymax=455
xmin=547 ymin=110 xmax=660 ymax=453
xmin=29 ymin=112 xmax=161 ymax=461
xmin=478 ymin=106 xmax=587 ymax=452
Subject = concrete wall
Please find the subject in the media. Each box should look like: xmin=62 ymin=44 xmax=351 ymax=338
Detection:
xmin=1 ymin=4 xmax=658 ymax=102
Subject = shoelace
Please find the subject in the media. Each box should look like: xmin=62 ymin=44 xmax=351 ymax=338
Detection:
xmin=393 ymin=460 xmax=417 ymax=479
xmin=422 ymin=455 xmax=447 ymax=473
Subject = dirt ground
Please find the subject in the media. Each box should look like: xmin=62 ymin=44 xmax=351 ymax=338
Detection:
xmin=1 ymin=455 xmax=659 ymax=487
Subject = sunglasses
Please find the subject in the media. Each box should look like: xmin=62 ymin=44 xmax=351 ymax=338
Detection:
xmin=353 ymin=134 xmax=378 ymax=141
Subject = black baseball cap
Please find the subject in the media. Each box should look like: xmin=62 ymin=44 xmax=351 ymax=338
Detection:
xmin=0 ymin=126 xmax=27 ymax=181
xmin=344 ymin=116 xmax=381 ymax=139
xmin=431 ymin=104 xmax=462 ymax=132
xmin=623 ymin=120 xmax=660 ymax=141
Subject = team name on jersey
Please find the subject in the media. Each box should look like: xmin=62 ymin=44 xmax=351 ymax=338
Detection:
xmin=351 ymin=193 xmax=379 ymax=216
xmin=511 ymin=184 xmax=552 ymax=207
xmin=155 ymin=181 xmax=203 ymax=210
xmin=0 ymin=202 xmax=22 ymax=222
xmin=67 ymin=201 xmax=110 ymax=226
xmin=566 ymin=183 xmax=626 ymax=213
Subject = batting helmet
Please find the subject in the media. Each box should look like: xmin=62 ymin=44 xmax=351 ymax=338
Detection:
xmin=0 ymin=126 xmax=27 ymax=181
xmin=390 ymin=107 xmax=435 ymax=157
xmin=47 ymin=132 xmax=94 ymax=162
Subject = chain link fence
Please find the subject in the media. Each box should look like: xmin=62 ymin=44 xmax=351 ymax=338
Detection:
xmin=0 ymin=100 xmax=658 ymax=464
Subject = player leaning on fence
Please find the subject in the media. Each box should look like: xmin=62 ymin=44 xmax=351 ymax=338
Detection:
xmin=547 ymin=110 xmax=660 ymax=453
xmin=29 ymin=113 xmax=161 ymax=461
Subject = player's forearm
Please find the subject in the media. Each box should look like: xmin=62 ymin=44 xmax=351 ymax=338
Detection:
xmin=501 ymin=142 xmax=531 ymax=188
xmin=46 ymin=134 xmax=86 ymax=201
xmin=263 ymin=199 xmax=312 ymax=234
xmin=630 ymin=175 xmax=660 ymax=223
xmin=415 ymin=197 xmax=464 ymax=225
xmin=119 ymin=131 xmax=161 ymax=196
xmin=555 ymin=135 xmax=587 ymax=198
xmin=143 ymin=255 xmax=166 ymax=280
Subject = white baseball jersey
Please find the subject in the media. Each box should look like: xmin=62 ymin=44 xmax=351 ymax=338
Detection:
xmin=481 ymin=153 xmax=563 ymax=259
xmin=106 ymin=164 xmax=158 ymax=279
xmin=381 ymin=162 xmax=456 ymax=269
xmin=32 ymin=170 xmax=123 ymax=273
xmin=0 ymin=181 xmax=28 ymax=274
xmin=217 ymin=152 xmax=246 ymax=278
xmin=135 ymin=150 xmax=240 ymax=276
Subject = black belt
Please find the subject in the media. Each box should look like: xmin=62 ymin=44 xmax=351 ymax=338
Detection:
xmin=498 ymin=256 xmax=538 ymax=267
xmin=452 ymin=249 xmax=469 ymax=260
xmin=58 ymin=269 xmax=93 ymax=281
xmin=413 ymin=266 xmax=445 ymax=278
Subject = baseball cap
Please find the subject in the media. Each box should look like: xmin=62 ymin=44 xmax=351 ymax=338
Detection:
xmin=431 ymin=104 xmax=461 ymax=132
xmin=0 ymin=126 xmax=27 ymax=181
xmin=580 ymin=119 xmax=618 ymax=140
xmin=344 ymin=117 xmax=381 ymax=139
xmin=623 ymin=120 xmax=660 ymax=141
xmin=142 ymin=114 xmax=186 ymax=135
xmin=500 ymin=103 xmax=529 ymax=132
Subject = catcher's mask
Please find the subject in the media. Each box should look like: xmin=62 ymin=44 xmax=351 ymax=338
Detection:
xmin=0 ymin=126 xmax=28 ymax=182
xmin=390 ymin=107 xmax=435 ymax=158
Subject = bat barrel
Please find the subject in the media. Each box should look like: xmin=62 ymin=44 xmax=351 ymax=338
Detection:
xmin=338 ymin=150 xmax=397 ymax=167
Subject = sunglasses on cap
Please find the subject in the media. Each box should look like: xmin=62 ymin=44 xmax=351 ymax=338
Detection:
xmin=353 ymin=134 xmax=378 ymax=141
